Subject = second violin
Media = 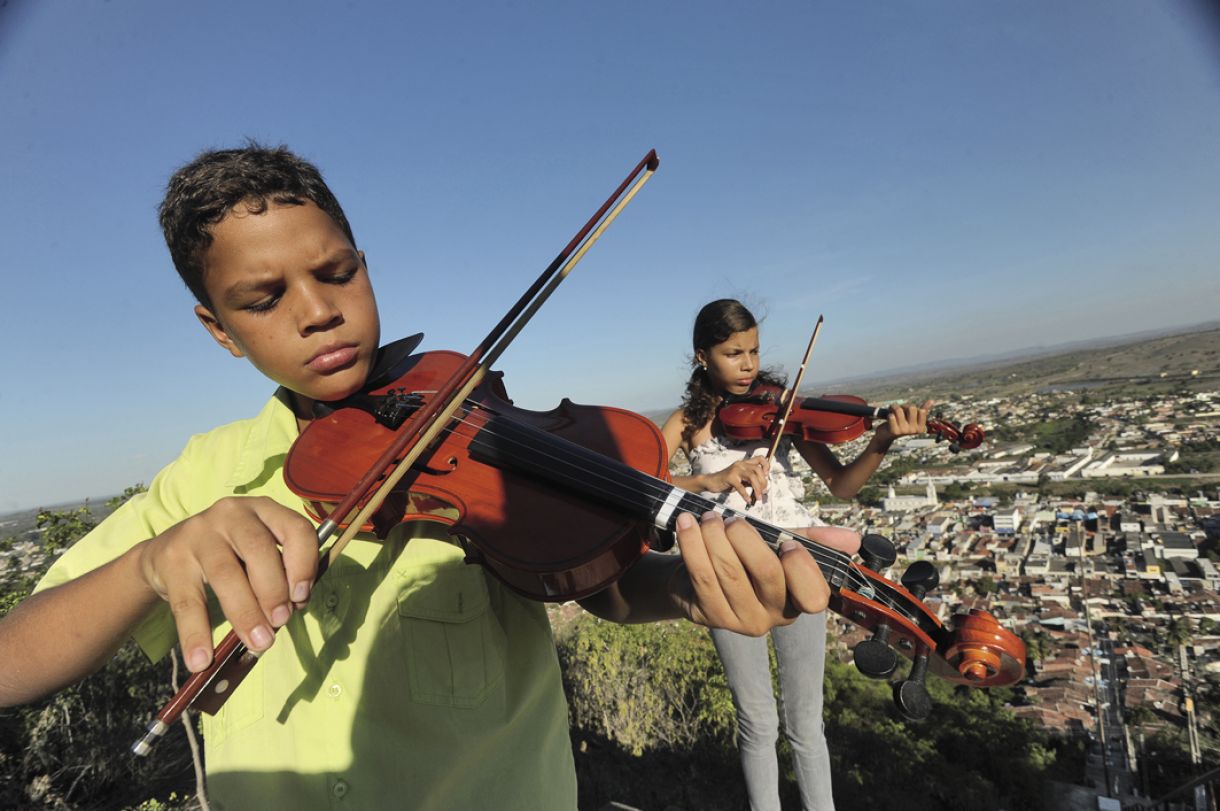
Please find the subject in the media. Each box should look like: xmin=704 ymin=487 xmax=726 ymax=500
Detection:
xmin=718 ymin=385 xmax=985 ymax=453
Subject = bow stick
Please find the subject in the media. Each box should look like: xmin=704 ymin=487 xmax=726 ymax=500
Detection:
xmin=765 ymin=314 xmax=824 ymax=462
xmin=133 ymin=149 xmax=661 ymax=756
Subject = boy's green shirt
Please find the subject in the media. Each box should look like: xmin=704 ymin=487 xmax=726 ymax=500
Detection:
xmin=37 ymin=392 xmax=577 ymax=810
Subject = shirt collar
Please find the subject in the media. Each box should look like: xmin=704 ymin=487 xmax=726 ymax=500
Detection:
xmin=225 ymin=388 xmax=301 ymax=490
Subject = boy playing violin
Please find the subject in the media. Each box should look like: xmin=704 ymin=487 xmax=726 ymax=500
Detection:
xmin=0 ymin=145 xmax=840 ymax=810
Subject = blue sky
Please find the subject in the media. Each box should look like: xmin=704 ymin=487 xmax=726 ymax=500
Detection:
xmin=2 ymin=1 xmax=1220 ymax=512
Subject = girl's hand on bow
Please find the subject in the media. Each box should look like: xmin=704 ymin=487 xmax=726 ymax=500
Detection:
xmin=705 ymin=456 xmax=770 ymax=504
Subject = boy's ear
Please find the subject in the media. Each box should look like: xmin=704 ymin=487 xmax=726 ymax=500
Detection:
xmin=195 ymin=304 xmax=246 ymax=358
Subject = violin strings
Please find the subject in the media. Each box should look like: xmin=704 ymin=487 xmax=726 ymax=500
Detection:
xmin=421 ymin=399 xmax=924 ymax=622
xmin=453 ymin=405 xmax=931 ymax=628
xmin=446 ymin=404 xmax=853 ymax=570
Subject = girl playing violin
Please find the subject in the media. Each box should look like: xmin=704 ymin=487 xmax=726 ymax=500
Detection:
xmin=660 ymin=299 xmax=930 ymax=811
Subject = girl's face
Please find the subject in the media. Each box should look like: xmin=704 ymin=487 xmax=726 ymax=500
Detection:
xmin=697 ymin=327 xmax=760 ymax=397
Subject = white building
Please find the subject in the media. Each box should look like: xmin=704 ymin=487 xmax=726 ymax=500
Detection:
xmin=993 ymin=507 xmax=1022 ymax=535
xmin=882 ymin=481 xmax=938 ymax=512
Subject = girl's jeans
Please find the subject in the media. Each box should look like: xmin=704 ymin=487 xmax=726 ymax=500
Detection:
xmin=711 ymin=611 xmax=835 ymax=811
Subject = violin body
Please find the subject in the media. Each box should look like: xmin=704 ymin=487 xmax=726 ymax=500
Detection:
xmin=719 ymin=384 xmax=984 ymax=451
xmin=285 ymin=350 xmax=669 ymax=601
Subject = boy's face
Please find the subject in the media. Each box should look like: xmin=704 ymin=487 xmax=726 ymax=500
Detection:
xmin=195 ymin=200 xmax=381 ymax=412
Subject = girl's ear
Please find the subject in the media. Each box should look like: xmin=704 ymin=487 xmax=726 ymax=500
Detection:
xmin=694 ymin=349 xmax=708 ymax=369
xmin=195 ymin=304 xmax=245 ymax=358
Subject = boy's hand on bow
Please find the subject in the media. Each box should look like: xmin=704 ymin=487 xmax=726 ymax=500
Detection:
xmin=667 ymin=511 xmax=830 ymax=636
xmin=137 ymin=496 xmax=319 ymax=672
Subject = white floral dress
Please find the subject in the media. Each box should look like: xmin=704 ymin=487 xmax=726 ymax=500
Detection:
xmin=687 ymin=433 xmax=824 ymax=527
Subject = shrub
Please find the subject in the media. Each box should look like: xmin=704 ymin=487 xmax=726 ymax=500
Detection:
xmin=559 ymin=615 xmax=736 ymax=755
xmin=1 ymin=488 xmax=199 ymax=810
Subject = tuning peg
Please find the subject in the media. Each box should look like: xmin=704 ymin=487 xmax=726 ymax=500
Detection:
xmin=853 ymin=622 xmax=899 ymax=679
xmin=893 ymin=652 xmax=932 ymax=721
xmin=900 ymin=560 xmax=939 ymax=600
xmin=859 ymin=534 xmax=897 ymax=572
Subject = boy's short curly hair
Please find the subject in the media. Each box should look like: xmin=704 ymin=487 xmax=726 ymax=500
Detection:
xmin=159 ymin=142 xmax=356 ymax=308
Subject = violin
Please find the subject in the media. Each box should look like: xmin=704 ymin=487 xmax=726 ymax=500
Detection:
xmin=719 ymin=384 xmax=985 ymax=452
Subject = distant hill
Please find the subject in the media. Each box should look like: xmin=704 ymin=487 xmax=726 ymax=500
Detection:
xmin=811 ymin=323 xmax=1220 ymax=402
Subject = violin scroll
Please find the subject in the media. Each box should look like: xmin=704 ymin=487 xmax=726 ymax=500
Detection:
xmin=835 ymin=551 xmax=1026 ymax=719
xmin=925 ymin=417 xmax=985 ymax=453
xmin=943 ymin=609 xmax=1024 ymax=685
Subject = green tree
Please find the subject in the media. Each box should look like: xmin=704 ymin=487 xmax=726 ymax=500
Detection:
xmin=974 ymin=575 xmax=998 ymax=597
xmin=1166 ymin=616 xmax=1193 ymax=651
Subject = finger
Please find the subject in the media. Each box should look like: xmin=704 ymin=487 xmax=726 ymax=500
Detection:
xmin=250 ymin=498 xmax=319 ymax=610
xmin=778 ymin=540 xmax=830 ymax=615
xmin=198 ymin=542 xmax=277 ymax=654
xmin=797 ymin=525 xmax=862 ymax=555
xmin=697 ymin=513 xmax=781 ymax=634
xmin=227 ymin=513 xmax=294 ymax=630
xmin=741 ymin=473 xmax=765 ymax=505
xmin=747 ymin=461 xmax=769 ymax=495
xmin=722 ymin=517 xmax=787 ymax=630
xmin=890 ymin=406 xmax=911 ymax=434
xmin=158 ymin=551 xmax=218 ymax=673
xmin=891 ymin=404 xmax=919 ymax=436
xmin=673 ymin=512 xmax=733 ymax=626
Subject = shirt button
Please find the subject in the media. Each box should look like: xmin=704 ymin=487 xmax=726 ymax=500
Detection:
xmin=327 ymin=683 xmax=343 ymax=698
xmin=325 ymin=593 xmax=339 ymax=609
xmin=332 ymin=779 xmax=349 ymax=798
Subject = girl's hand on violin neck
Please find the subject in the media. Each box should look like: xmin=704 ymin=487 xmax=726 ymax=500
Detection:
xmin=874 ymin=400 xmax=933 ymax=447
xmin=136 ymin=497 xmax=319 ymax=673
xmin=708 ymin=456 xmax=769 ymax=503
xmin=668 ymin=511 xmax=829 ymax=636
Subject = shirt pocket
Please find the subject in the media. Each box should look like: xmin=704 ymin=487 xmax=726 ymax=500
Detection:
xmin=396 ymin=565 xmax=507 ymax=708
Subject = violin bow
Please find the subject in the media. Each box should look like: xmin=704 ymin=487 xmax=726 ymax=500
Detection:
xmin=765 ymin=314 xmax=823 ymax=462
xmin=133 ymin=149 xmax=661 ymax=756
xmin=321 ymin=150 xmax=659 ymax=568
